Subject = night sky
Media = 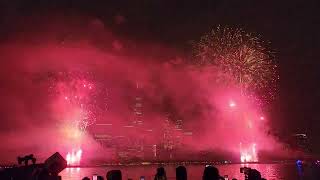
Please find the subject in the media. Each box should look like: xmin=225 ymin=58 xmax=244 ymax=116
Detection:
xmin=0 ymin=0 xmax=319 ymax=151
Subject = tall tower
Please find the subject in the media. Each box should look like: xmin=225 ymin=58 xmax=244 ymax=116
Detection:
xmin=128 ymin=82 xmax=145 ymax=159
xmin=133 ymin=82 xmax=143 ymax=126
xmin=174 ymin=119 xmax=183 ymax=147
xmin=162 ymin=113 xmax=174 ymax=159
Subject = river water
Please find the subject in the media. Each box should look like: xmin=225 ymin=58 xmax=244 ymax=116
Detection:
xmin=60 ymin=163 xmax=308 ymax=180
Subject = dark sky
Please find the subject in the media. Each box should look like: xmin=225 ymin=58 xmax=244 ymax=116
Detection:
xmin=0 ymin=0 xmax=319 ymax=148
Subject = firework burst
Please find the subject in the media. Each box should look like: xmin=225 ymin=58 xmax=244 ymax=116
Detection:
xmin=194 ymin=26 xmax=278 ymax=104
xmin=48 ymin=71 xmax=100 ymax=130
xmin=47 ymin=71 xmax=108 ymax=165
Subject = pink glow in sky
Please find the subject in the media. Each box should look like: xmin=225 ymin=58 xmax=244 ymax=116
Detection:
xmin=0 ymin=16 xmax=290 ymax=164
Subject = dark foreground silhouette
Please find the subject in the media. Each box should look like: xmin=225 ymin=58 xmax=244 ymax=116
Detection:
xmin=102 ymin=165 xmax=266 ymax=180
xmin=0 ymin=152 xmax=66 ymax=180
xmin=176 ymin=166 xmax=187 ymax=180
xmin=1 ymin=152 xmax=320 ymax=180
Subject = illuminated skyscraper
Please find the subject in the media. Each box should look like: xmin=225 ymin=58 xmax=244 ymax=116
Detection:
xmin=133 ymin=82 xmax=143 ymax=126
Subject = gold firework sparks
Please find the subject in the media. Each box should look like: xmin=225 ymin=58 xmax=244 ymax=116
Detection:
xmin=194 ymin=26 xmax=279 ymax=104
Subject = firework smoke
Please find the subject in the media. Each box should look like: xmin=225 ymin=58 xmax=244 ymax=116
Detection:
xmin=193 ymin=26 xmax=282 ymax=162
xmin=0 ymin=16 xmax=287 ymax=164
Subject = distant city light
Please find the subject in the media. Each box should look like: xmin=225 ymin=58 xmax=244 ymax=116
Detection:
xmin=229 ymin=101 xmax=236 ymax=108
xmin=96 ymin=123 xmax=112 ymax=126
xmin=296 ymin=160 xmax=303 ymax=166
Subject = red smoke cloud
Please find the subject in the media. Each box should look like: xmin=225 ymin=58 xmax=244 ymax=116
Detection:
xmin=0 ymin=15 xmax=286 ymax=164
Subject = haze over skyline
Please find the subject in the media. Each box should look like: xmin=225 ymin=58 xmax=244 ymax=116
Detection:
xmin=0 ymin=0 xmax=319 ymax=164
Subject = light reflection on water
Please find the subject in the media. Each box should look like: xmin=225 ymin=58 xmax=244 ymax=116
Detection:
xmin=60 ymin=163 xmax=302 ymax=180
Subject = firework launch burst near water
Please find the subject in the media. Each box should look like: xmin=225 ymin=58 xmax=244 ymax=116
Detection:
xmin=192 ymin=26 xmax=280 ymax=162
xmin=48 ymin=71 xmax=107 ymax=165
